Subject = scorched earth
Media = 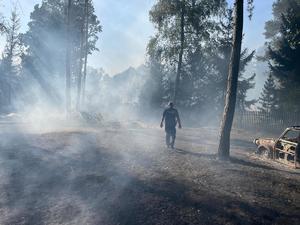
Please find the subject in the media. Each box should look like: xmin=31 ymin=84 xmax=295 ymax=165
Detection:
xmin=0 ymin=123 xmax=299 ymax=225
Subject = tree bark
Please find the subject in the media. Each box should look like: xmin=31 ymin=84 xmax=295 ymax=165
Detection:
xmin=81 ymin=0 xmax=89 ymax=106
xmin=65 ymin=0 xmax=72 ymax=114
xmin=173 ymin=3 xmax=185 ymax=105
xmin=76 ymin=12 xmax=85 ymax=111
xmin=218 ymin=0 xmax=244 ymax=159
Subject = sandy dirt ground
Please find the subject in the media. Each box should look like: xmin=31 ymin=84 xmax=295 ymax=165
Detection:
xmin=0 ymin=123 xmax=299 ymax=225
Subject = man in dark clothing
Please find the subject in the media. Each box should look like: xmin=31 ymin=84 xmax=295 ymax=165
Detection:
xmin=160 ymin=102 xmax=182 ymax=149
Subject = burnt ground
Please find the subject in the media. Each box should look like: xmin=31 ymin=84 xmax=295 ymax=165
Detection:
xmin=0 ymin=124 xmax=299 ymax=225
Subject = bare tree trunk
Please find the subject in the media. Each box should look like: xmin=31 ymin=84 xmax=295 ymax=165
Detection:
xmin=81 ymin=0 xmax=89 ymax=106
xmin=65 ymin=0 xmax=72 ymax=114
xmin=218 ymin=0 xmax=244 ymax=159
xmin=76 ymin=15 xmax=85 ymax=111
xmin=8 ymin=84 xmax=11 ymax=105
xmin=173 ymin=3 xmax=185 ymax=105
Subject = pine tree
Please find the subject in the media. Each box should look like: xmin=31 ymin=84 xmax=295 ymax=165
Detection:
xmin=2 ymin=9 xmax=22 ymax=76
xmin=0 ymin=9 xmax=22 ymax=107
xmin=258 ymin=74 xmax=278 ymax=113
xmin=237 ymin=72 xmax=256 ymax=111
xmin=0 ymin=19 xmax=5 ymax=34
xmin=148 ymin=0 xmax=226 ymax=106
xmin=265 ymin=0 xmax=300 ymax=113
xmin=0 ymin=1 xmax=5 ymax=34
xmin=21 ymin=0 xmax=101 ymax=108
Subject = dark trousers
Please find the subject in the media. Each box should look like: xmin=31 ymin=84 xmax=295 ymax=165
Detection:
xmin=165 ymin=127 xmax=176 ymax=147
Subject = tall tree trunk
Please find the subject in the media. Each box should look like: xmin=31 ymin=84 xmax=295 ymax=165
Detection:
xmin=218 ymin=0 xmax=244 ymax=159
xmin=81 ymin=0 xmax=89 ymax=106
xmin=173 ymin=3 xmax=185 ymax=105
xmin=65 ymin=0 xmax=72 ymax=114
xmin=8 ymin=84 xmax=11 ymax=105
xmin=7 ymin=58 xmax=12 ymax=105
xmin=76 ymin=16 xmax=85 ymax=111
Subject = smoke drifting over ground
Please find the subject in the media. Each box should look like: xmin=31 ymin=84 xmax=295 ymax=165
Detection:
xmin=0 ymin=56 xmax=298 ymax=224
xmin=0 ymin=1 xmax=299 ymax=224
xmin=0 ymin=123 xmax=299 ymax=225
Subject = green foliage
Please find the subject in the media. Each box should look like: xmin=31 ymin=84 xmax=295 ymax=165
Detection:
xmin=265 ymin=0 xmax=300 ymax=113
xmin=22 ymin=0 xmax=66 ymax=75
xmin=149 ymin=0 xmax=225 ymax=66
xmin=0 ymin=9 xmax=22 ymax=109
xmin=264 ymin=0 xmax=295 ymax=38
xmin=147 ymin=0 xmax=227 ymax=107
xmin=258 ymin=74 xmax=279 ymax=113
xmin=145 ymin=2 xmax=256 ymax=117
xmin=247 ymin=0 xmax=254 ymax=20
xmin=17 ymin=0 xmax=102 ymax=106
xmin=212 ymin=8 xmax=256 ymax=112
xmin=0 ymin=0 xmax=5 ymax=34
xmin=0 ymin=20 xmax=5 ymax=33
xmin=21 ymin=0 xmax=101 ymax=83
xmin=2 ymin=10 xmax=22 ymax=75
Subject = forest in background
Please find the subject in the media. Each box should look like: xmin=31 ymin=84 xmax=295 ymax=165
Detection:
xmin=0 ymin=2 xmax=300 ymax=224
xmin=0 ymin=0 xmax=299 ymax=126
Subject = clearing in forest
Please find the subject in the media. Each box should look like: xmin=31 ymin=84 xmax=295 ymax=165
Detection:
xmin=0 ymin=125 xmax=299 ymax=225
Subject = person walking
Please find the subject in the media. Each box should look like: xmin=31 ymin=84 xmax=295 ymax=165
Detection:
xmin=160 ymin=102 xmax=182 ymax=149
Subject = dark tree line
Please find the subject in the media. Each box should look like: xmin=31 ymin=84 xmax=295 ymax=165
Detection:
xmin=261 ymin=0 xmax=300 ymax=114
xmin=142 ymin=0 xmax=256 ymax=158
xmin=141 ymin=0 xmax=299 ymax=158
xmin=141 ymin=0 xmax=256 ymax=122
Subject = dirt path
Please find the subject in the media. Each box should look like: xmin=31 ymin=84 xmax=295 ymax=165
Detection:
xmin=0 ymin=126 xmax=299 ymax=225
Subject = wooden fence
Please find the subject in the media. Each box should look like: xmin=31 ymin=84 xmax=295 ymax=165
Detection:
xmin=234 ymin=111 xmax=300 ymax=131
